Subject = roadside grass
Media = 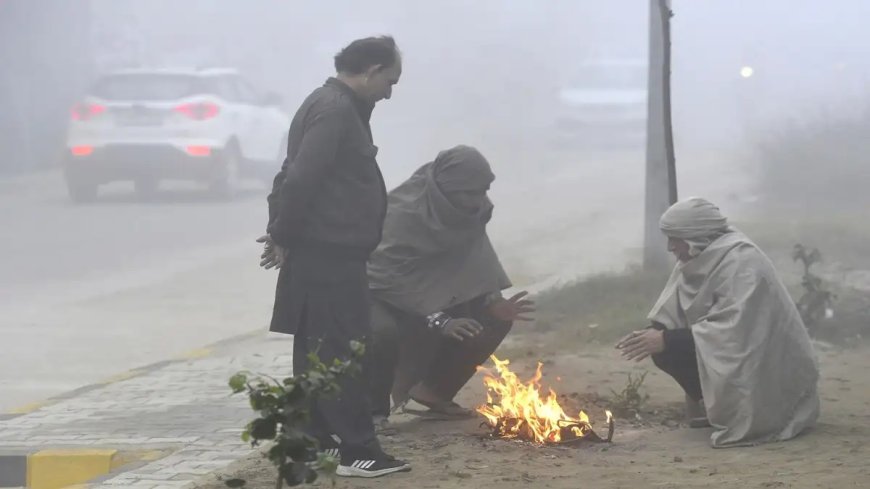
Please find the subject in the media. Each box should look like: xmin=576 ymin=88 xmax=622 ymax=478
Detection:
xmin=498 ymin=211 xmax=870 ymax=356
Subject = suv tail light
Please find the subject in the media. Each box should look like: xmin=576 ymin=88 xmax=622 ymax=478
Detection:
xmin=185 ymin=145 xmax=212 ymax=157
xmin=71 ymin=103 xmax=106 ymax=121
xmin=70 ymin=145 xmax=94 ymax=156
xmin=174 ymin=102 xmax=220 ymax=120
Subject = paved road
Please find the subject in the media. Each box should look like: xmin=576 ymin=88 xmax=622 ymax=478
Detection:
xmin=0 ymin=174 xmax=268 ymax=308
xmin=0 ymin=173 xmax=275 ymax=411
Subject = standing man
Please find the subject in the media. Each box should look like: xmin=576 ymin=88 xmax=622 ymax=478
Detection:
xmin=259 ymin=36 xmax=409 ymax=478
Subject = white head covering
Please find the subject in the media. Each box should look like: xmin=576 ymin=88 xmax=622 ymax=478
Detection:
xmin=659 ymin=197 xmax=731 ymax=258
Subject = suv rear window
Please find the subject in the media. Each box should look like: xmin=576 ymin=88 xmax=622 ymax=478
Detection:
xmin=91 ymin=74 xmax=209 ymax=101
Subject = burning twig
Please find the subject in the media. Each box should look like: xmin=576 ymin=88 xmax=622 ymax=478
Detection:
xmin=476 ymin=355 xmax=614 ymax=445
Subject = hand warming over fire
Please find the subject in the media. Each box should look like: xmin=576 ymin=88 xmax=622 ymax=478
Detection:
xmin=615 ymin=329 xmax=665 ymax=361
xmin=488 ymin=291 xmax=536 ymax=322
xmin=442 ymin=318 xmax=484 ymax=341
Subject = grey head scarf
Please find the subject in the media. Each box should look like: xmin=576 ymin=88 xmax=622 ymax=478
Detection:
xmin=367 ymin=145 xmax=511 ymax=316
xmin=659 ymin=196 xmax=733 ymax=258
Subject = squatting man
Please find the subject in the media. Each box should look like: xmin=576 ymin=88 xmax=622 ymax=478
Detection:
xmin=617 ymin=197 xmax=819 ymax=447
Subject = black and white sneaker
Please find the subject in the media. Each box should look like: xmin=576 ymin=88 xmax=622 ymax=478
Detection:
xmin=320 ymin=446 xmax=341 ymax=460
xmin=321 ymin=434 xmax=341 ymax=458
xmin=305 ymin=436 xmax=341 ymax=467
xmin=336 ymin=452 xmax=411 ymax=478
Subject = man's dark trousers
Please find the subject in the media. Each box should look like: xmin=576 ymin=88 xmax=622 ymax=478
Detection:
xmin=288 ymin=248 xmax=381 ymax=455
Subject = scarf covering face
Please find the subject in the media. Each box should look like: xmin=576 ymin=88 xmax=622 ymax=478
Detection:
xmin=660 ymin=196 xmax=731 ymax=257
xmin=367 ymin=145 xmax=511 ymax=315
xmin=649 ymin=198 xmax=819 ymax=447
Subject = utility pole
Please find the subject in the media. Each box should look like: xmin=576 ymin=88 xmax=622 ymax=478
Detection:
xmin=643 ymin=0 xmax=678 ymax=271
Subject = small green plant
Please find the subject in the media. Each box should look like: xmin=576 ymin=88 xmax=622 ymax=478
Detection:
xmin=228 ymin=341 xmax=365 ymax=488
xmin=609 ymin=371 xmax=650 ymax=417
xmin=792 ymin=244 xmax=835 ymax=337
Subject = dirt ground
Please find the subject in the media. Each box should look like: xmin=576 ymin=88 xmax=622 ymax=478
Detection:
xmin=194 ymin=335 xmax=870 ymax=489
xmin=190 ymin=152 xmax=869 ymax=489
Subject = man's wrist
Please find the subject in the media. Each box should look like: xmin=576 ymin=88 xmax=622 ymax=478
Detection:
xmin=483 ymin=292 xmax=503 ymax=308
xmin=655 ymin=328 xmax=669 ymax=353
xmin=267 ymin=220 xmax=300 ymax=250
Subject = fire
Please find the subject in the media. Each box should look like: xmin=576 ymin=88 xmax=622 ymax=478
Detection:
xmin=477 ymin=355 xmax=613 ymax=444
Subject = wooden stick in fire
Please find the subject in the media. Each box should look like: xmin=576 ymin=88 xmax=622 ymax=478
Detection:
xmin=606 ymin=410 xmax=615 ymax=442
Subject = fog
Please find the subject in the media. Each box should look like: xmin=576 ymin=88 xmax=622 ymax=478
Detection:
xmin=1 ymin=0 xmax=869 ymax=416
xmin=80 ymin=1 xmax=870 ymax=172
xmin=5 ymin=2 xmax=870 ymax=177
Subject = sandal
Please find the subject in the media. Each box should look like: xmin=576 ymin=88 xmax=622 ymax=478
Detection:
xmin=402 ymin=397 xmax=476 ymax=419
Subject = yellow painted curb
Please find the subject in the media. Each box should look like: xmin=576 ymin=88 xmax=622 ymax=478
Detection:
xmin=27 ymin=449 xmax=116 ymax=489
xmin=181 ymin=347 xmax=213 ymax=359
xmin=100 ymin=369 xmax=142 ymax=385
xmin=7 ymin=401 xmax=49 ymax=415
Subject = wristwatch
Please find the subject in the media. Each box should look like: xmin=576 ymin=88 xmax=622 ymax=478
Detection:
xmin=426 ymin=311 xmax=452 ymax=331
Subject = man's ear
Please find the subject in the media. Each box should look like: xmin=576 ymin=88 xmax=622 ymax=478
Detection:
xmin=366 ymin=64 xmax=384 ymax=77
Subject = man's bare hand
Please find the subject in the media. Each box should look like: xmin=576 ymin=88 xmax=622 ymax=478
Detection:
xmin=615 ymin=328 xmax=665 ymax=362
xmin=441 ymin=318 xmax=483 ymax=342
xmin=256 ymin=234 xmax=286 ymax=270
xmin=488 ymin=291 xmax=536 ymax=322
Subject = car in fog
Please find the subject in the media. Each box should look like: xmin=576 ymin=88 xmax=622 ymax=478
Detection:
xmin=64 ymin=67 xmax=290 ymax=202
xmin=553 ymin=58 xmax=647 ymax=149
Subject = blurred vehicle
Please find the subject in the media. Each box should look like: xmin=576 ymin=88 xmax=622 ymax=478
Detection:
xmin=64 ymin=67 xmax=290 ymax=202
xmin=553 ymin=58 xmax=647 ymax=149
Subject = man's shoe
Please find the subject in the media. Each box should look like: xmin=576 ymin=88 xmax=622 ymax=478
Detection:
xmin=304 ymin=436 xmax=340 ymax=467
xmin=319 ymin=436 xmax=341 ymax=459
xmin=336 ymin=451 xmax=411 ymax=478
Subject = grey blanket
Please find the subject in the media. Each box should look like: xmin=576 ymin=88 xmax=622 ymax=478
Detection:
xmin=367 ymin=146 xmax=511 ymax=316
xmin=649 ymin=230 xmax=819 ymax=447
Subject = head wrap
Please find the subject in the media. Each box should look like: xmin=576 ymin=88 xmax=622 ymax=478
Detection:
xmin=660 ymin=197 xmax=731 ymax=257
xmin=367 ymin=145 xmax=510 ymax=315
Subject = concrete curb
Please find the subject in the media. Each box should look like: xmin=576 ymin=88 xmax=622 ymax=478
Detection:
xmin=30 ymin=449 xmax=116 ymax=489
xmin=0 ymin=329 xmax=263 ymax=488
xmin=0 ymin=448 xmax=168 ymax=489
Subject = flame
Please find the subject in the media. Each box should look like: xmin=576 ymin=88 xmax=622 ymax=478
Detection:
xmin=477 ymin=355 xmax=610 ymax=444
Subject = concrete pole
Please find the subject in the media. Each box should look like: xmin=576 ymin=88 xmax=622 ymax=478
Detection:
xmin=643 ymin=0 xmax=678 ymax=271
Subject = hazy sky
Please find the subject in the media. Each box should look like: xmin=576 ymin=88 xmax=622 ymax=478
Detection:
xmin=7 ymin=0 xmax=869 ymax=180
xmin=91 ymin=1 xmax=868 ymax=171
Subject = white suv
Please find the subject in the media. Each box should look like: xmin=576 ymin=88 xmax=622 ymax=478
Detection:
xmin=64 ymin=68 xmax=290 ymax=202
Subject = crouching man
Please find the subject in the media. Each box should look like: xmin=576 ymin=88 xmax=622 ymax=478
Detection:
xmin=617 ymin=197 xmax=819 ymax=447
xmin=366 ymin=146 xmax=535 ymax=421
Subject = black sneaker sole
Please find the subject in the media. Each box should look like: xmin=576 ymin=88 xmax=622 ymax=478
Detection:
xmin=336 ymin=463 xmax=411 ymax=478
